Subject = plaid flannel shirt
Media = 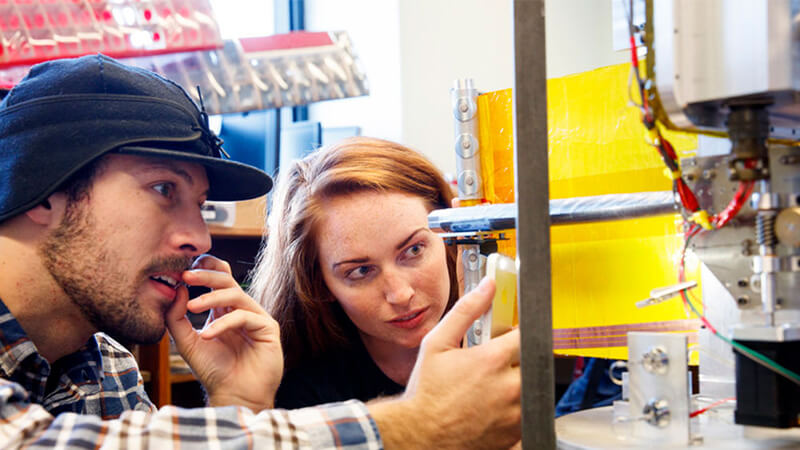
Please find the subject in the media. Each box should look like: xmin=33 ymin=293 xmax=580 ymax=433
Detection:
xmin=0 ymin=299 xmax=382 ymax=449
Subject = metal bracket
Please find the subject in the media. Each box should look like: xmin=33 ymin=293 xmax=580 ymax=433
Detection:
xmin=627 ymin=332 xmax=690 ymax=445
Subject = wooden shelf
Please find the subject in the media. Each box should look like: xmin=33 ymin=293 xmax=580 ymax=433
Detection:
xmin=138 ymin=336 xmax=201 ymax=407
xmin=208 ymin=225 xmax=264 ymax=238
xmin=206 ymin=195 xmax=266 ymax=238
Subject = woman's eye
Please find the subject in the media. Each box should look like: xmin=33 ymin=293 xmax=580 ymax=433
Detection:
xmin=152 ymin=182 xmax=175 ymax=198
xmin=346 ymin=265 xmax=373 ymax=281
xmin=404 ymin=243 xmax=425 ymax=259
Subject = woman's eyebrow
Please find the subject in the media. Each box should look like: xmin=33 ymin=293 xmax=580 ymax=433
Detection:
xmin=395 ymin=228 xmax=428 ymax=250
xmin=332 ymin=257 xmax=369 ymax=270
xmin=331 ymin=228 xmax=429 ymax=270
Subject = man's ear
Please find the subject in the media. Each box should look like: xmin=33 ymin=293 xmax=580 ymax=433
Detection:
xmin=25 ymin=192 xmax=67 ymax=226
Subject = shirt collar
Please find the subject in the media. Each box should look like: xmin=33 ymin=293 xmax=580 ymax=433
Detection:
xmin=0 ymin=297 xmax=103 ymax=385
xmin=0 ymin=297 xmax=45 ymax=379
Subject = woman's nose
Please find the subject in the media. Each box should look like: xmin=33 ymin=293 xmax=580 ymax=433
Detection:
xmin=383 ymin=270 xmax=414 ymax=306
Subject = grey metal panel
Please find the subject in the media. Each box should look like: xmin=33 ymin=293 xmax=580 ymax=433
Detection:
xmin=514 ymin=0 xmax=555 ymax=448
xmin=652 ymin=0 xmax=800 ymax=137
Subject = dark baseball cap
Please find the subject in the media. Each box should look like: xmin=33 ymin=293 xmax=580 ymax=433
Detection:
xmin=0 ymin=54 xmax=272 ymax=223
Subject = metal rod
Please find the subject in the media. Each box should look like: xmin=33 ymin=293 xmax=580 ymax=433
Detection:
xmin=550 ymin=191 xmax=676 ymax=224
xmin=514 ymin=0 xmax=555 ymax=447
xmin=428 ymin=191 xmax=676 ymax=232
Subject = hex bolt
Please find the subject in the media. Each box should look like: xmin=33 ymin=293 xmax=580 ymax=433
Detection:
xmin=737 ymin=297 xmax=749 ymax=306
xmin=737 ymin=279 xmax=748 ymax=288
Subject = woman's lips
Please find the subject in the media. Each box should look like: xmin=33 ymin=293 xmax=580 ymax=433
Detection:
xmin=388 ymin=307 xmax=428 ymax=329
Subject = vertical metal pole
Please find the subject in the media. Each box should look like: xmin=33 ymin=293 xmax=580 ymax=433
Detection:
xmin=451 ymin=78 xmax=490 ymax=346
xmin=450 ymin=78 xmax=483 ymax=205
xmin=513 ymin=0 xmax=555 ymax=448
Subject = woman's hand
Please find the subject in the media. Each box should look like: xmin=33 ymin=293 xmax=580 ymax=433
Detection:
xmin=166 ymin=254 xmax=283 ymax=411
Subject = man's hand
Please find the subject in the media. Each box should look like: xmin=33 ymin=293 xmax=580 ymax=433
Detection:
xmin=165 ymin=254 xmax=283 ymax=412
xmin=368 ymin=277 xmax=521 ymax=449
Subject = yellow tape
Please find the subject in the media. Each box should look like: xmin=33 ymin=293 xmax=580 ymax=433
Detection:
xmin=691 ymin=210 xmax=713 ymax=230
xmin=476 ymin=63 xmax=702 ymax=363
xmin=663 ymin=167 xmax=681 ymax=181
xmin=645 ymin=127 xmax=659 ymax=145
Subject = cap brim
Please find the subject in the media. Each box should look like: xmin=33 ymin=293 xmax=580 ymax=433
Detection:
xmin=116 ymin=145 xmax=273 ymax=201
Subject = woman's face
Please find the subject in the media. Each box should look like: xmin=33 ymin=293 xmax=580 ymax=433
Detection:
xmin=316 ymin=191 xmax=450 ymax=352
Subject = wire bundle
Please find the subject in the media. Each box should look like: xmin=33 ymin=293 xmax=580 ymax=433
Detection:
xmin=625 ymin=0 xmax=754 ymax=231
xmin=624 ymin=0 xmax=800 ymax=398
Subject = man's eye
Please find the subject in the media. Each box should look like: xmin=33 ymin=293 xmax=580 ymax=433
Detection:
xmin=346 ymin=265 xmax=373 ymax=281
xmin=153 ymin=182 xmax=175 ymax=198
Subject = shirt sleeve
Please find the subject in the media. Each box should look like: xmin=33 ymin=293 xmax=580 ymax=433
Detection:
xmin=0 ymin=378 xmax=382 ymax=449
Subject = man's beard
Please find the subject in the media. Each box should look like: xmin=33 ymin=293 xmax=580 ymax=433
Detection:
xmin=39 ymin=199 xmax=192 ymax=345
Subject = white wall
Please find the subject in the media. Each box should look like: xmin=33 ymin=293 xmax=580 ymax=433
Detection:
xmin=545 ymin=0 xmax=628 ymax=79
xmin=305 ymin=0 xmax=404 ymax=144
xmin=307 ymin=0 xmax=628 ymax=175
xmin=397 ymin=0 xmax=515 ymax=175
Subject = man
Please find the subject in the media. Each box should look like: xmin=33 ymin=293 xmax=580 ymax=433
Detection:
xmin=0 ymin=55 xmax=521 ymax=448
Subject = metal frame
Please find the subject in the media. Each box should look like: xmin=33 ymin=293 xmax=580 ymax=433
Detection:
xmin=513 ymin=0 xmax=556 ymax=448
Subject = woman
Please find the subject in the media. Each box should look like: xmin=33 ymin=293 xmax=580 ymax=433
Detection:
xmin=249 ymin=137 xmax=459 ymax=408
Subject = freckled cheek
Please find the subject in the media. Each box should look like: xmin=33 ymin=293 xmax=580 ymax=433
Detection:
xmin=417 ymin=258 xmax=451 ymax=309
xmin=329 ymin=284 xmax=382 ymax=317
xmin=337 ymin=294 xmax=385 ymax=328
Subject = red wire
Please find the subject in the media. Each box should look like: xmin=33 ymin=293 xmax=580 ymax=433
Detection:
xmin=680 ymin=290 xmax=717 ymax=334
xmin=661 ymin=135 xmax=679 ymax=161
xmin=689 ymin=397 xmax=735 ymax=418
xmin=676 ymin=179 xmax=700 ymax=212
xmin=679 ymin=224 xmax=715 ymax=332
xmin=629 ymin=35 xmax=639 ymax=70
xmin=712 ymin=181 xmax=754 ymax=228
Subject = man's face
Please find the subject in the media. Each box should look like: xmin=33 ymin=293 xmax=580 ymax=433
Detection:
xmin=39 ymin=154 xmax=211 ymax=344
